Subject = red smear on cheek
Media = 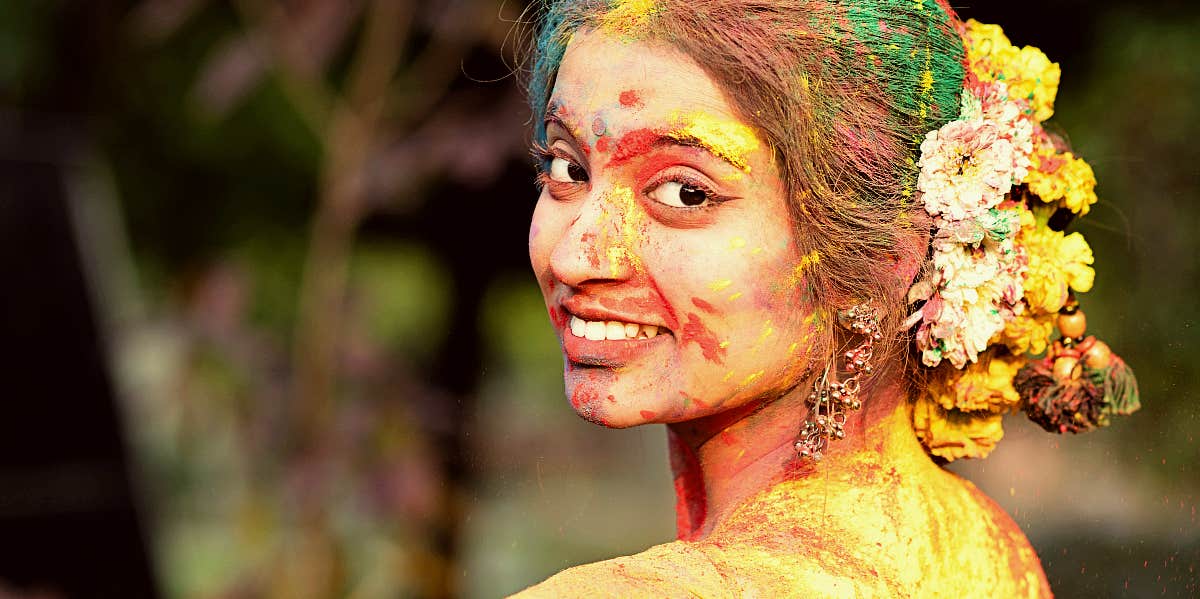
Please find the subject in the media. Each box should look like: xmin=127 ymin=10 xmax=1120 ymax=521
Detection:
xmin=619 ymin=89 xmax=642 ymax=108
xmin=607 ymin=395 xmax=616 ymax=403
xmin=607 ymin=128 xmax=660 ymax=167
xmin=640 ymin=410 xmax=657 ymax=419
xmin=668 ymin=428 xmax=707 ymax=541
xmin=718 ymin=430 xmax=738 ymax=446
xmin=645 ymin=277 xmax=680 ymax=331
xmin=691 ymin=297 xmax=716 ymax=314
xmin=597 ymin=295 xmax=681 ymax=331
xmin=547 ymin=305 xmax=567 ymax=329
xmin=680 ymin=312 xmax=726 ymax=364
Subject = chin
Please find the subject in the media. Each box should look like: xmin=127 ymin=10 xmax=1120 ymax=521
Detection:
xmin=563 ymin=366 xmax=676 ymax=428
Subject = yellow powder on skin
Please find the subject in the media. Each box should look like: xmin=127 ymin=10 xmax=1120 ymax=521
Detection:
xmin=668 ymin=111 xmax=760 ymax=172
xmin=739 ymin=370 xmax=764 ymax=387
xmin=709 ymin=279 xmax=733 ymax=292
xmin=598 ymin=185 xmax=647 ymax=277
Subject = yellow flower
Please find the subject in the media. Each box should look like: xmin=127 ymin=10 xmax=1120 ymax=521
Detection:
xmin=927 ymin=354 xmax=1024 ymax=413
xmin=1022 ymin=225 xmax=1095 ymax=313
xmin=1027 ymin=149 xmax=1099 ymax=216
xmin=913 ymin=395 xmax=1006 ymax=461
xmin=963 ymin=20 xmax=1061 ymax=122
xmin=992 ymin=311 xmax=1055 ymax=355
xmin=1006 ymin=46 xmax=1061 ymax=122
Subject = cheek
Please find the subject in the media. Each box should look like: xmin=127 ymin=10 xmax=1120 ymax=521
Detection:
xmin=528 ymin=195 xmax=558 ymax=273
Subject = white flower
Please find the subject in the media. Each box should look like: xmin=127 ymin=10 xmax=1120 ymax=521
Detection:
xmin=917 ymin=120 xmax=1016 ymax=221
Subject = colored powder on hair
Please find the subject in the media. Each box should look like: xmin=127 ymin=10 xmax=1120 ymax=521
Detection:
xmin=790 ymin=250 xmax=822 ymax=286
xmin=599 ymin=0 xmax=660 ymax=38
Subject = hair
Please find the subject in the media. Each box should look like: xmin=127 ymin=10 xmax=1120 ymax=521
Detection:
xmin=527 ymin=0 xmax=966 ymax=371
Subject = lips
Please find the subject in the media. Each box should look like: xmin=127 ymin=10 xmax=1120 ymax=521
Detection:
xmin=558 ymin=296 xmax=674 ymax=366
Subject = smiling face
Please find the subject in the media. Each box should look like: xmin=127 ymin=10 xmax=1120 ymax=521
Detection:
xmin=529 ymin=29 xmax=826 ymax=428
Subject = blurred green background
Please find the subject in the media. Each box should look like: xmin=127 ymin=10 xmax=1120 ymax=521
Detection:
xmin=1 ymin=0 xmax=1196 ymax=597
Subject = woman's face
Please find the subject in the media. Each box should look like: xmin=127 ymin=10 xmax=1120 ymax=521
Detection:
xmin=529 ymin=29 xmax=823 ymax=428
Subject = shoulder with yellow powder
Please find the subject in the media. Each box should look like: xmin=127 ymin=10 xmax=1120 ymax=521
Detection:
xmin=510 ymin=540 xmax=732 ymax=598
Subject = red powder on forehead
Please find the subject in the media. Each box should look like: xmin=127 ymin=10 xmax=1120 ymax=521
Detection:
xmin=607 ymin=128 xmax=660 ymax=167
xmin=640 ymin=410 xmax=657 ymax=419
xmin=595 ymin=135 xmax=611 ymax=153
xmin=619 ymin=89 xmax=642 ymax=108
xmin=680 ymin=312 xmax=726 ymax=364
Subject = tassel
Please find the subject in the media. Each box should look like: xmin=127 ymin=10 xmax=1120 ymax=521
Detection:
xmin=1015 ymin=344 xmax=1105 ymax=434
xmin=1014 ymin=298 xmax=1141 ymax=434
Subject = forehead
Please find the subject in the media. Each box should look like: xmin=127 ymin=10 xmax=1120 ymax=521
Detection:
xmin=551 ymin=29 xmax=736 ymax=132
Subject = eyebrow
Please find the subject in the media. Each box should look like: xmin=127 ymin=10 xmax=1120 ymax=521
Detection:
xmin=544 ymin=113 xmax=751 ymax=172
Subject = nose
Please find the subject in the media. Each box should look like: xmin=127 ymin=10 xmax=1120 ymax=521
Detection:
xmin=549 ymin=186 xmax=642 ymax=288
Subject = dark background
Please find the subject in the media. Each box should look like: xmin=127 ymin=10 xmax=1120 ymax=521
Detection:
xmin=1 ymin=0 xmax=1197 ymax=597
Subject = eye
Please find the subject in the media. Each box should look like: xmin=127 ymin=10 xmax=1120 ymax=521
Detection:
xmin=549 ymin=156 xmax=589 ymax=183
xmin=648 ymin=180 xmax=710 ymax=208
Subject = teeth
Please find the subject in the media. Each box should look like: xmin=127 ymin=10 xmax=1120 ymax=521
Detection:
xmin=569 ymin=315 xmax=662 ymax=340
xmin=585 ymin=320 xmax=606 ymax=341
xmin=605 ymin=321 xmax=626 ymax=340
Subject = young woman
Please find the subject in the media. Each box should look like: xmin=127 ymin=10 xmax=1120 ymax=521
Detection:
xmin=520 ymin=1 xmax=1139 ymax=595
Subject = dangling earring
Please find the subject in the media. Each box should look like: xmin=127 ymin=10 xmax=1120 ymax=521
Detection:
xmin=1015 ymin=294 xmax=1140 ymax=433
xmin=795 ymin=302 xmax=881 ymax=462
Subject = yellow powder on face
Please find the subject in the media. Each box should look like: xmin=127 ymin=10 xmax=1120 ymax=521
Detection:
xmin=756 ymin=321 xmax=775 ymax=346
xmin=709 ymin=279 xmax=733 ymax=292
xmin=668 ymin=111 xmax=760 ymax=172
xmin=739 ymin=370 xmax=764 ymax=387
xmin=596 ymin=185 xmax=647 ymax=277
xmin=728 ymin=237 xmax=747 ymax=250
xmin=727 ymin=292 xmax=743 ymax=302
xmin=599 ymin=0 xmax=659 ymax=38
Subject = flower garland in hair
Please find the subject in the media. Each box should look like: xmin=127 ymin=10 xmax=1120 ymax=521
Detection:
xmin=907 ymin=20 xmax=1139 ymax=461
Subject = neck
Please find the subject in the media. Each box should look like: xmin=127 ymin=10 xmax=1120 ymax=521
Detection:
xmin=666 ymin=367 xmax=919 ymax=540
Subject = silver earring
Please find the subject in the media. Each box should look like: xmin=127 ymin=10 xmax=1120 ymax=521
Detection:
xmin=795 ymin=302 xmax=881 ymax=462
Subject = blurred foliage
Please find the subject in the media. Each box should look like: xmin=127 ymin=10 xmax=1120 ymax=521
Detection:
xmin=4 ymin=0 xmax=1198 ymax=597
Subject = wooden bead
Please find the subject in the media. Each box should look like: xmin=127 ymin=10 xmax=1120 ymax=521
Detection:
xmin=1057 ymin=309 xmax=1088 ymax=339
xmin=1084 ymin=340 xmax=1113 ymax=369
xmin=1052 ymin=355 xmax=1082 ymax=381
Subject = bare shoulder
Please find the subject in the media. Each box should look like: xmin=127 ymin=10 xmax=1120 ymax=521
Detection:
xmin=513 ymin=470 xmax=1052 ymax=598
xmin=512 ymin=539 xmax=893 ymax=598
xmin=510 ymin=541 xmax=729 ymax=598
